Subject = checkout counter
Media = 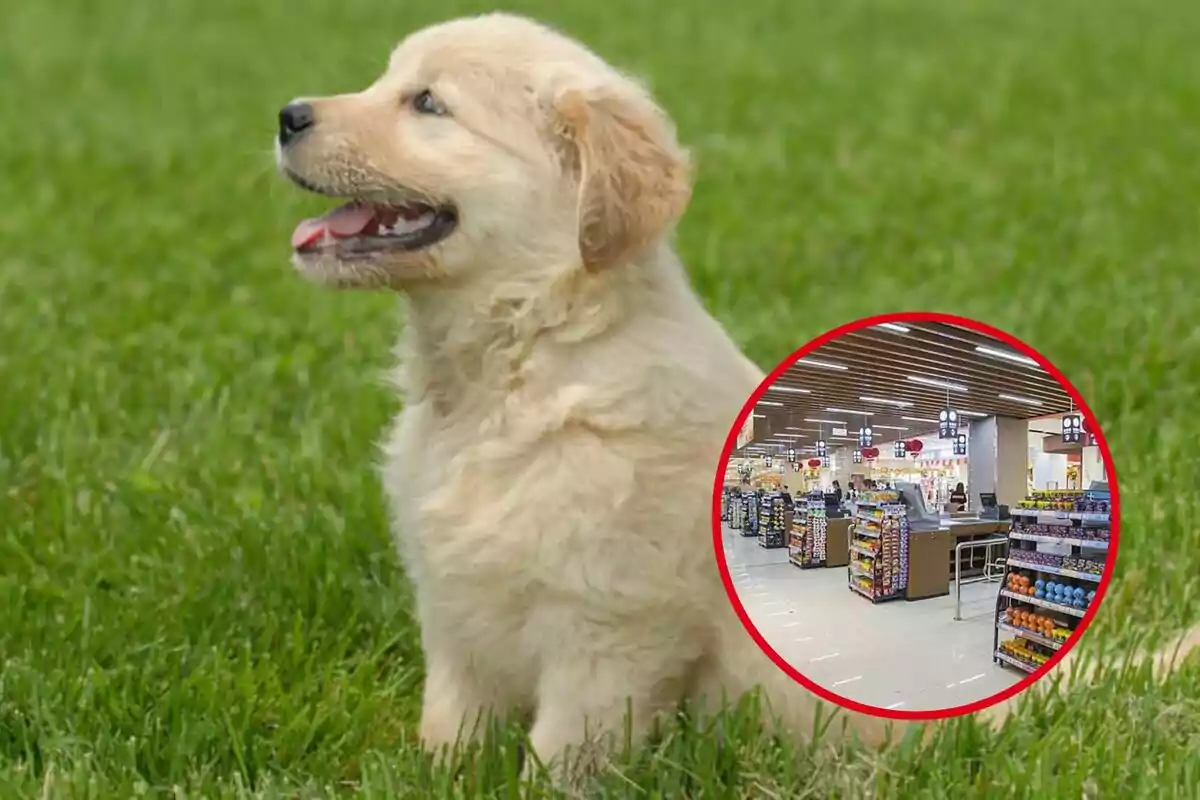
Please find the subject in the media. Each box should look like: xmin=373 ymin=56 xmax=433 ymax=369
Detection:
xmin=824 ymin=488 xmax=1008 ymax=582
xmin=824 ymin=518 xmax=853 ymax=567
xmin=896 ymin=483 xmax=1010 ymax=600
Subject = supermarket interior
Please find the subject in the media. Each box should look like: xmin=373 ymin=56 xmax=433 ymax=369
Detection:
xmin=720 ymin=320 xmax=1113 ymax=711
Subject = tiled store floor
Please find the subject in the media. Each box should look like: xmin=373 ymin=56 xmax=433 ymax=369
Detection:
xmin=722 ymin=525 xmax=1021 ymax=711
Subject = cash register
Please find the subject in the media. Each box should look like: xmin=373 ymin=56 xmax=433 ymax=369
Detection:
xmin=978 ymin=492 xmax=1011 ymax=520
xmin=894 ymin=481 xmax=942 ymax=531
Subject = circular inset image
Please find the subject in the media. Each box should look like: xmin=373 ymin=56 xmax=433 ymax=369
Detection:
xmin=713 ymin=313 xmax=1119 ymax=719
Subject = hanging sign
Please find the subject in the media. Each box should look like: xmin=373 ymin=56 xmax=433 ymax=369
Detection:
xmin=736 ymin=415 xmax=755 ymax=450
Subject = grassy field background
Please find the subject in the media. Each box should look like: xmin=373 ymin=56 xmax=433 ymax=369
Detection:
xmin=2 ymin=0 xmax=1200 ymax=796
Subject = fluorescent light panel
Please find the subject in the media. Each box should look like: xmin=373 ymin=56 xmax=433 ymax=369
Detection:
xmin=825 ymin=407 xmax=874 ymax=416
xmin=872 ymin=424 xmax=909 ymax=430
xmin=797 ymin=357 xmax=849 ymax=370
xmin=902 ymin=416 xmax=939 ymax=423
xmin=803 ymin=418 xmax=847 ymax=425
xmin=858 ymin=395 xmax=913 ymax=408
xmin=756 ymin=400 xmax=784 ymax=407
xmin=877 ymin=323 xmax=911 ymax=333
xmin=999 ymin=393 xmax=1043 ymax=406
xmin=768 ymin=385 xmax=810 ymax=394
xmin=976 ymin=345 xmax=1039 ymax=367
xmin=907 ymin=375 xmax=969 ymax=392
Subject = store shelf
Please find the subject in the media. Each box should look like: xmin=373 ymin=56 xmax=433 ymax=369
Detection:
xmin=994 ymin=649 xmax=1038 ymax=673
xmin=1009 ymin=531 xmax=1109 ymax=549
xmin=993 ymin=489 xmax=1108 ymax=678
xmin=999 ymin=589 xmax=1088 ymax=618
xmin=854 ymin=512 xmax=883 ymax=525
xmin=848 ymin=582 xmax=875 ymax=601
xmin=1007 ymin=558 xmax=1103 ymax=583
xmin=848 ymin=502 xmax=908 ymax=603
xmin=789 ymin=497 xmax=830 ymax=567
xmin=849 ymin=544 xmax=877 ymax=559
xmin=1010 ymin=509 xmax=1110 ymax=524
xmin=996 ymin=621 xmax=1064 ymax=651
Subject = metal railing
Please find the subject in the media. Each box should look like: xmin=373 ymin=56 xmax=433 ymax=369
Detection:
xmin=953 ymin=536 xmax=1009 ymax=620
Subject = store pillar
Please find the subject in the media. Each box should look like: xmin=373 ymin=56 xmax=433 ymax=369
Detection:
xmin=1081 ymin=445 xmax=1106 ymax=486
xmin=834 ymin=447 xmax=853 ymax=490
xmin=967 ymin=416 xmax=1028 ymax=508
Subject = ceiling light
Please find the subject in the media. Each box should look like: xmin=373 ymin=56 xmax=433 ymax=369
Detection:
xmin=901 ymin=416 xmax=939 ymax=423
xmin=976 ymin=345 xmax=1039 ymax=367
xmin=825 ymin=407 xmax=874 ymax=416
xmin=872 ymin=424 xmax=909 ymax=431
xmin=752 ymin=414 xmax=766 ymax=419
xmin=907 ymin=375 xmax=969 ymax=392
xmin=858 ymin=395 xmax=913 ymax=408
xmin=785 ymin=427 xmax=818 ymax=432
xmin=877 ymin=323 xmax=911 ymax=333
xmin=804 ymin=418 xmax=847 ymax=425
xmin=999 ymin=393 xmax=1043 ymax=406
xmin=757 ymin=400 xmax=784 ymax=407
xmin=959 ymin=410 xmax=988 ymax=418
xmin=797 ymin=357 xmax=848 ymax=370
xmin=772 ymin=433 xmax=805 ymax=439
xmin=768 ymin=385 xmax=810 ymax=394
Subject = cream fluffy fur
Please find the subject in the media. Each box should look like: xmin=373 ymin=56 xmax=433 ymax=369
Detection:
xmin=276 ymin=12 xmax=1199 ymax=775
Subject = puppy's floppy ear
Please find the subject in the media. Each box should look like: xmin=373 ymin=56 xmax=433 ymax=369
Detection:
xmin=554 ymin=82 xmax=692 ymax=270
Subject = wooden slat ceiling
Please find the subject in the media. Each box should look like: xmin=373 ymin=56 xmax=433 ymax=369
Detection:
xmin=743 ymin=321 xmax=1072 ymax=454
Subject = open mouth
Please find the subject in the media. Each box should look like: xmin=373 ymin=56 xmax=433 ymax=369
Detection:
xmin=290 ymin=200 xmax=458 ymax=258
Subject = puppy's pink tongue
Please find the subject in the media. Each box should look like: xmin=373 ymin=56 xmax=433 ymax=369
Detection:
xmin=291 ymin=203 xmax=378 ymax=249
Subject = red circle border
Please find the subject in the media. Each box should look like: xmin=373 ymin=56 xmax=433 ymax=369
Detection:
xmin=709 ymin=311 xmax=1121 ymax=722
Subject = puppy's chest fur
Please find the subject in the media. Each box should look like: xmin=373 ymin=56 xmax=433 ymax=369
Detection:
xmin=380 ymin=351 xmax=728 ymax=683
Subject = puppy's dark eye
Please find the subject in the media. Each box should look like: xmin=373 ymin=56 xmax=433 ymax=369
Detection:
xmin=411 ymin=90 xmax=448 ymax=116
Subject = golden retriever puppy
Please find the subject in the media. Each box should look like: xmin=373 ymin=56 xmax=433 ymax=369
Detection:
xmin=275 ymin=11 xmax=1198 ymax=777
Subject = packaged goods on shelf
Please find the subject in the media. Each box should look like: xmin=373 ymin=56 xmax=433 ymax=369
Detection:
xmin=1016 ymin=488 xmax=1111 ymax=514
xmin=743 ymin=491 xmax=760 ymax=537
xmin=790 ymin=495 xmax=828 ymax=567
xmin=847 ymin=500 xmax=908 ymax=602
xmin=1061 ymin=554 xmax=1105 ymax=575
xmin=726 ymin=488 xmax=750 ymax=530
xmin=759 ymin=493 xmax=789 ymax=549
xmin=993 ymin=488 xmax=1111 ymax=673
xmin=997 ymin=638 xmax=1050 ymax=672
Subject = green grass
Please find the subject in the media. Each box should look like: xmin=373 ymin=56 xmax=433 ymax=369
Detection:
xmin=2 ymin=0 xmax=1199 ymax=796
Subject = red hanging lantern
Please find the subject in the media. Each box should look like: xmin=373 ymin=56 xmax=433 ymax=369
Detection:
xmin=906 ymin=438 xmax=924 ymax=454
xmin=807 ymin=458 xmax=822 ymax=468
xmin=1080 ymin=416 xmax=1098 ymax=446
xmin=863 ymin=447 xmax=879 ymax=460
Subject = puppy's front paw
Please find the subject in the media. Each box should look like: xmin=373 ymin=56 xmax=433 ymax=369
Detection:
xmin=521 ymin=737 xmax=612 ymax=787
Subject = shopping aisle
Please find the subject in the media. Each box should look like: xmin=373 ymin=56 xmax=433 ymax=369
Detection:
xmin=722 ymin=524 xmax=1019 ymax=711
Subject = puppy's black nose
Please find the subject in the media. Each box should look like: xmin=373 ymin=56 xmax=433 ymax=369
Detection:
xmin=278 ymin=102 xmax=315 ymax=146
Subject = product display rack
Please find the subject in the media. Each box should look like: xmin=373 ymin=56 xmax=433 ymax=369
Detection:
xmin=759 ymin=493 xmax=790 ymax=549
xmin=993 ymin=489 xmax=1111 ymax=673
xmin=847 ymin=492 xmax=909 ymax=602
xmin=741 ymin=490 xmax=761 ymax=537
xmin=726 ymin=488 xmax=751 ymax=531
xmin=789 ymin=495 xmax=827 ymax=568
